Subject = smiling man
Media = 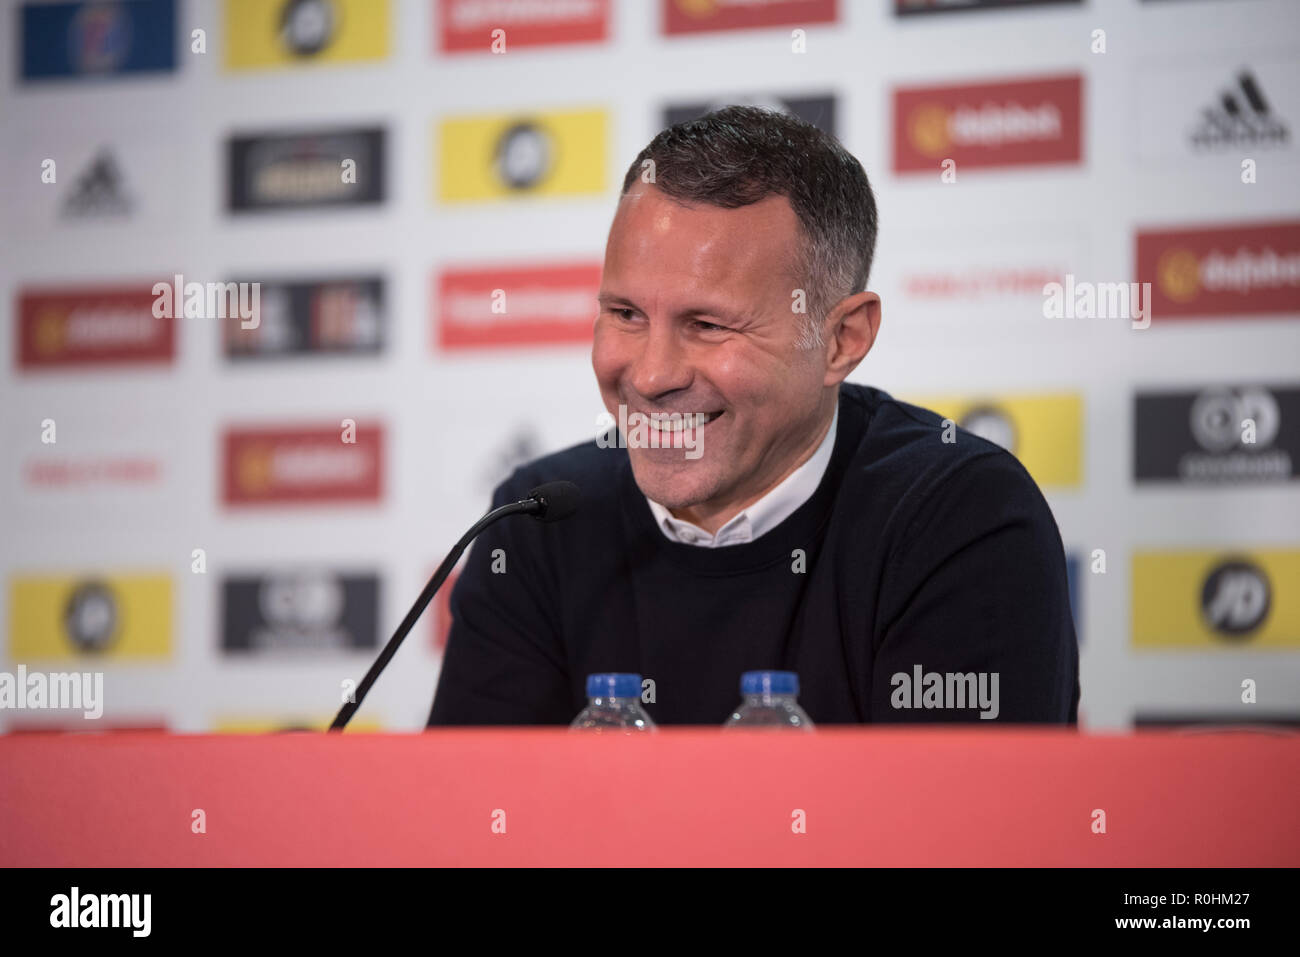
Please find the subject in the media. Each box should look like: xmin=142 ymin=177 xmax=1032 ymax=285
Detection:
xmin=427 ymin=106 xmax=1080 ymax=726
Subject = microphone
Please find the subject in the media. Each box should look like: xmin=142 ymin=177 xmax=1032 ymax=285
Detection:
xmin=523 ymin=479 xmax=581 ymax=523
xmin=329 ymin=480 xmax=581 ymax=731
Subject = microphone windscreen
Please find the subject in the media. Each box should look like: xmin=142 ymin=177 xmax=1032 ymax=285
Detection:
xmin=526 ymin=480 xmax=581 ymax=523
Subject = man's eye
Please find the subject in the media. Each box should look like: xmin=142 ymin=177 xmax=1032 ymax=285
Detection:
xmin=611 ymin=308 xmax=636 ymax=321
xmin=694 ymin=319 xmax=726 ymax=332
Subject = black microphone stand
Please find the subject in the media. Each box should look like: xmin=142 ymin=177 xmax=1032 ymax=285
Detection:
xmin=328 ymin=497 xmax=540 ymax=731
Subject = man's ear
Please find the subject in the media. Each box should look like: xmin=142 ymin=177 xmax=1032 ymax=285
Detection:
xmin=823 ymin=291 xmax=881 ymax=387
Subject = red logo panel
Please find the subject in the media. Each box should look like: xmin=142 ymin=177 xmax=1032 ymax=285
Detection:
xmin=893 ymin=74 xmax=1082 ymax=173
xmin=662 ymin=0 xmax=837 ymax=35
xmin=432 ymin=568 xmax=460 ymax=654
xmin=436 ymin=262 xmax=600 ymax=350
xmin=1137 ymin=221 xmax=1300 ymax=321
xmin=222 ymin=424 xmax=384 ymax=506
xmin=17 ymin=285 xmax=174 ymax=369
xmin=438 ymin=0 xmax=609 ymax=52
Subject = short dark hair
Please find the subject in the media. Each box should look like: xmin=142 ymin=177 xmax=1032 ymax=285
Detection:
xmin=620 ymin=105 xmax=878 ymax=347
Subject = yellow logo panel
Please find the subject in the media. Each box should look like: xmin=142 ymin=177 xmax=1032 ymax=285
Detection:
xmin=9 ymin=574 xmax=172 ymax=661
xmin=909 ymin=393 xmax=1083 ymax=489
xmin=436 ymin=109 xmax=608 ymax=203
xmin=1133 ymin=550 xmax=1300 ymax=649
xmin=214 ymin=716 xmax=382 ymax=733
xmin=224 ymin=0 xmax=390 ymax=70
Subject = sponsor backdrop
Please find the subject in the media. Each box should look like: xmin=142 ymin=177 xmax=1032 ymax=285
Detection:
xmin=2 ymin=0 xmax=1298 ymax=733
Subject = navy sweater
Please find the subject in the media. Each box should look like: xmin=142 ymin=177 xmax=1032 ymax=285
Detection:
xmin=427 ymin=383 xmax=1080 ymax=726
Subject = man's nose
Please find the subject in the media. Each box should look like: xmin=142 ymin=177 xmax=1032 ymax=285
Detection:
xmin=627 ymin=321 xmax=691 ymax=400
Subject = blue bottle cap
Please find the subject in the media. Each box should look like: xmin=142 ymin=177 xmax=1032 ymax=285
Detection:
xmin=741 ymin=671 xmax=799 ymax=696
xmin=586 ymin=673 xmax=643 ymax=698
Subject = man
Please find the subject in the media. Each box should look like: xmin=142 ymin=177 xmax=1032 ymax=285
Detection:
xmin=428 ymin=106 xmax=1080 ymax=726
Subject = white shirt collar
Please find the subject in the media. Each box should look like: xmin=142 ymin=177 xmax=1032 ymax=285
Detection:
xmin=645 ymin=404 xmax=838 ymax=547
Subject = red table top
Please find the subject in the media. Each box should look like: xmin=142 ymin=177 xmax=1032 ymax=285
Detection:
xmin=2 ymin=728 xmax=1296 ymax=866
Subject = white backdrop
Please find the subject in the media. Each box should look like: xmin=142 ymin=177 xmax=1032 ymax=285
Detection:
xmin=3 ymin=0 xmax=1299 ymax=732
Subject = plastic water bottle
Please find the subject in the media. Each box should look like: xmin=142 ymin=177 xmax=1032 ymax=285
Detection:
xmin=570 ymin=673 xmax=657 ymax=732
xmin=722 ymin=671 xmax=815 ymax=730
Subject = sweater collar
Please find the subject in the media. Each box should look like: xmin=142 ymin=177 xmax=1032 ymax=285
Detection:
xmin=643 ymin=403 xmax=839 ymax=547
xmin=620 ymin=385 xmax=867 ymax=575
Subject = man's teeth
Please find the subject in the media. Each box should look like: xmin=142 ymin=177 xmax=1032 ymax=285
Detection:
xmin=646 ymin=412 xmax=721 ymax=432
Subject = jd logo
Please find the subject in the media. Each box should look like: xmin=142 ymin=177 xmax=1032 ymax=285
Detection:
xmin=1200 ymin=559 xmax=1271 ymax=639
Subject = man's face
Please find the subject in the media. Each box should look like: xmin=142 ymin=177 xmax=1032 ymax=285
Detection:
xmin=592 ymin=181 xmax=830 ymax=520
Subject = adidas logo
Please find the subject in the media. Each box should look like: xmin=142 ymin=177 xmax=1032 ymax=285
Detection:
xmin=1189 ymin=70 xmax=1289 ymax=150
xmin=62 ymin=149 xmax=133 ymax=218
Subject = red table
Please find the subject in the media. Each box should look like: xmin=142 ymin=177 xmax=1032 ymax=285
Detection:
xmin=2 ymin=729 xmax=1296 ymax=866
